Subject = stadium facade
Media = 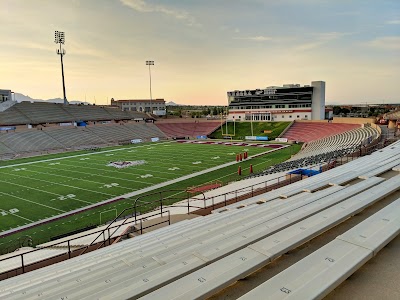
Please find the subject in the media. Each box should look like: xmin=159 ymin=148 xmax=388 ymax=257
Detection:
xmin=227 ymin=81 xmax=327 ymax=121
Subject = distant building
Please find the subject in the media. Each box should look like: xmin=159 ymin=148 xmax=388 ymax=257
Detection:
xmin=0 ymin=89 xmax=12 ymax=103
xmin=227 ymin=81 xmax=329 ymax=121
xmin=111 ymin=98 xmax=166 ymax=116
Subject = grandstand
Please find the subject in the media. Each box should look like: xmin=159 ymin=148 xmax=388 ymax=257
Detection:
xmin=155 ymin=120 xmax=221 ymax=138
xmin=0 ymin=123 xmax=166 ymax=158
xmin=291 ymin=124 xmax=380 ymax=160
xmin=0 ymin=101 xmax=148 ymax=126
xmin=0 ymin=102 xmax=169 ymax=159
xmin=281 ymin=121 xmax=360 ymax=142
xmin=0 ymin=137 xmax=398 ymax=299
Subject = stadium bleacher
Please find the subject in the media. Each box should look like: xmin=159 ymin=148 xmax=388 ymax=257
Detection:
xmin=0 ymin=140 xmax=398 ymax=299
xmin=155 ymin=121 xmax=221 ymax=138
xmin=238 ymin=197 xmax=400 ymax=300
xmin=282 ymin=121 xmax=360 ymax=142
xmin=0 ymin=102 xmax=149 ymax=127
xmin=0 ymin=106 xmax=31 ymax=126
xmin=0 ymin=122 xmax=166 ymax=157
xmin=292 ymin=125 xmax=379 ymax=160
xmin=44 ymin=127 xmax=108 ymax=147
xmin=0 ymin=131 xmax=65 ymax=153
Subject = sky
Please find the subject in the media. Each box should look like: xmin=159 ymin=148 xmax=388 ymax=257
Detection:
xmin=1 ymin=0 xmax=399 ymax=106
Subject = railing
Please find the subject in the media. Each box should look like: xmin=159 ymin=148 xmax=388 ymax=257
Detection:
xmin=0 ymin=210 xmax=169 ymax=280
xmin=133 ymin=189 xmax=206 ymax=223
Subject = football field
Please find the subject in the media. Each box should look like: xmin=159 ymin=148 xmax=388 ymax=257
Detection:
xmin=0 ymin=141 xmax=286 ymax=233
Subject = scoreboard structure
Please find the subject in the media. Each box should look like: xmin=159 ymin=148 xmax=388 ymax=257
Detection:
xmin=227 ymin=81 xmax=326 ymax=121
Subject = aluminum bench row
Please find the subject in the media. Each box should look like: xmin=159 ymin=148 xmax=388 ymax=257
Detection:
xmin=239 ymin=197 xmax=400 ymax=300
xmin=140 ymin=176 xmax=400 ymax=300
xmin=0 ymin=176 xmax=391 ymax=299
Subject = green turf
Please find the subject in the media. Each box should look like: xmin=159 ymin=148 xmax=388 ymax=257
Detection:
xmin=210 ymin=121 xmax=290 ymax=140
xmin=0 ymin=141 xmax=301 ymax=253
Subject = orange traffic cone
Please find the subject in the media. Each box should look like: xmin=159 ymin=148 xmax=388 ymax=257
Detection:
xmin=249 ymin=164 xmax=253 ymax=174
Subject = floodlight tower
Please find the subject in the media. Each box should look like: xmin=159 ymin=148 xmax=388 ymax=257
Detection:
xmin=146 ymin=60 xmax=154 ymax=114
xmin=54 ymin=31 xmax=68 ymax=105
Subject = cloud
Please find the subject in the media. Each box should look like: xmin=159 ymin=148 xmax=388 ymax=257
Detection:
xmin=233 ymin=36 xmax=272 ymax=42
xmin=294 ymin=31 xmax=353 ymax=51
xmin=119 ymin=0 xmax=200 ymax=27
xmin=386 ymin=20 xmax=400 ymax=25
xmin=367 ymin=36 xmax=400 ymax=50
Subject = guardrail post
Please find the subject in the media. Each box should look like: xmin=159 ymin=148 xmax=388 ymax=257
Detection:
xmin=21 ymin=254 xmax=24 ymax=274
xmin=160 ymin=197 xmax=163 ymax=218
xmin=224 ymin=194 xmax=227 ymax=207
xmin=251 ymin=186 xmax=254 ymax=197
xmin=140 ymin=219 xmax=143 ymax=235
xmin=68 ymin=240 xmax=71 ymax=259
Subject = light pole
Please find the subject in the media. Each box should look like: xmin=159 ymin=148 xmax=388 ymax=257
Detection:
xmin=146 ymin=60 xmax=154 ymax=114
xmin=54 ymin=31 xmax=68 ymax=105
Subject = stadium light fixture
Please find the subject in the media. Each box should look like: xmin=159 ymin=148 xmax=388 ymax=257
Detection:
xmin=146 ymin=60 xmax=154 ymax=114
xmin=55 ymin=31 xmax=68 ymax=105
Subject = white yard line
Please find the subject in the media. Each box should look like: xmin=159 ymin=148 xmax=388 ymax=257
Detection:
xmin=0 ymin=192 xmax=66 ymax=213
xmin=1 ymin=175 xmax=114 ymax=200
xmin=0 ymin=145 xmax=289 ymax=237
xmin=0 ymin=209 xmax=34 ymax=223
xmin=11 ymin=169 xmax=136 ymax=191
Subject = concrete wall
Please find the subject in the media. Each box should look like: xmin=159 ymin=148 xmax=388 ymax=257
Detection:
xmin=333 ymin=117 xmax=376 ymax=124
xmin=311 ymin=81 xmax=325 ymax=120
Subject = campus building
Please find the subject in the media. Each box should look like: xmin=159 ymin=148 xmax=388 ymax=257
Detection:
xmin=111 ymin=98 xmax=166 ymax=116
xmin=0 ymin=89 xmax=12 ymax=103
xmin=227 ymin=81 xmax=328 ymax=121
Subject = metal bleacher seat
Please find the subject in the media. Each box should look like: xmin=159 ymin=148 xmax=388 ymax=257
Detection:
xmin=0 ymin=176 xmax=390 ymax=299
xmin=238 ymin=196 xmax=400 ymax=300
xmin=0 ymin=131 xmax=65 ymax=153
xmin=44 ymin=127 xmax=108 ymax=147
xmin=0 ymin=106 xmax=31 ymax=125
xmin=140 ymin=176 xmax=399 ymax=300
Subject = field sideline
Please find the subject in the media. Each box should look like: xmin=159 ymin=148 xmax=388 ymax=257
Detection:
xmin=0 ymin=141 xmax=300 ymax=251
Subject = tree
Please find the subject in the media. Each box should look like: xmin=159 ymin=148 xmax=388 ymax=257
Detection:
xmin=212 ymin=107 xmax=218 ymax=115
xmin=333 ymin=106 xmax=341 ymax=115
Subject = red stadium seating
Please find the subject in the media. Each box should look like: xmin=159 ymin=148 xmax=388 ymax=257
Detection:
xmin=282 ymin=122 xmax=360 ymax=142
xmin=155 ymin=121 xmax=221 ymax=138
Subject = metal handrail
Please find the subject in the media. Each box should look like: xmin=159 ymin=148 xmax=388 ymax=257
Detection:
xmin=0 ymin=210 xmax=169 ymax=280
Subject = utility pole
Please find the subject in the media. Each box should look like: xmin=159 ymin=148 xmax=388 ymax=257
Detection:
xmin=54 ymin=31 xmax=68 ymax=105
xmin=146 ymin=60 xmax=154 ymax=114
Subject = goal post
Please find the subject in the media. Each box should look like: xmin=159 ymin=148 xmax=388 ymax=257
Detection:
xmin=221 ymin=115 xmax=236 ymax=140
xmin=99 ymin=208 xmax=117 ymax=225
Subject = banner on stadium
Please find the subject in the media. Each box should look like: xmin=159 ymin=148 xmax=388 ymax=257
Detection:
xmin=151 ymin=137 xmax=159 ymax=142
xmin=131 ymin=139 xmax=143 ymax=144
xmin=275 ymin=137 xmax=288 ymax=142
xmin=59 ymin=122 xmax=72 ymax=127
xmin=245 ymin=136 xmax=268 ymax=141
xmin=196 ymin=135 xmax=207 ymax=139
xmin=0 ymin=126 xmax=16 ymax=131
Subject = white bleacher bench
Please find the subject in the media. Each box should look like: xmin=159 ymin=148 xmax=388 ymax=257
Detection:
xmin=139 ymin=176 xmax=398 ymax=300
xmin=238 ymin=197 xmax=400 ymax=300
